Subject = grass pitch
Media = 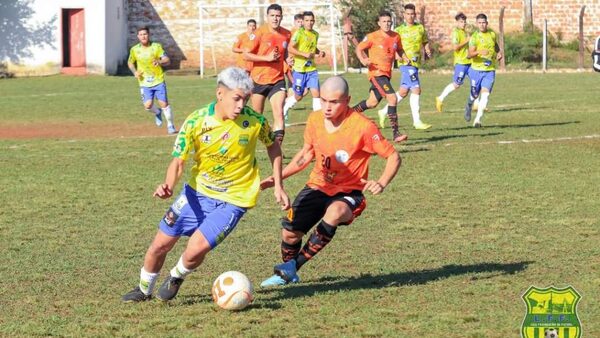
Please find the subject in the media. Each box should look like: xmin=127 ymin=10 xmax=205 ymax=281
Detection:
xmin=0 ymin=72 xmax=599 ymax=337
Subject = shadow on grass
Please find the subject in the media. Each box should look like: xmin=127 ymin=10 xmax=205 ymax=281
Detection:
xmin=408 ymin=132 xmax=503 ymax=144
xmin=442 ymin=121 xmax=580 ymax=132
xmin=259 ymin=261 xmax=533 ymax=301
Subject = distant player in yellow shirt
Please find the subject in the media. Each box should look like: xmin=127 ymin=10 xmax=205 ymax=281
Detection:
xmin=465 ymin=13 xmax=503 ymax=127
xmin=121 ymin=67 xmax=290 ymax=303
xmin=283 ymin=11 xmax=326 ymax=125
xmin=436 ymin=13 xmax=472 ymax=113
xmin=128 ymin=26 xmax=177 ymax=134
xmin=378 ymin=4 xmax=432 ymax=130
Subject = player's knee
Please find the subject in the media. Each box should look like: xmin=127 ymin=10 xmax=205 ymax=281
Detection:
xmin=282 ymin=228 xmax=302 ymax=244
xmin=143 ymin=102 xmax=153 ymax=110
xmin=324 ymin=203 xmax=352 ymax=224
xmin=147 ymin=241 xmax=174 ymax=257
xmin=386 ymin=95 xmax=397 ymax=106
xmin=366 ymin=97 xmax=378 ymax=108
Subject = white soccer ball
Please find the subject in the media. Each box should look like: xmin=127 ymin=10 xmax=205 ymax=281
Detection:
xmin=545 ymin=328 xmax=558 ymax=338
xmin=211 ymin=271 xmax=254 ymax=310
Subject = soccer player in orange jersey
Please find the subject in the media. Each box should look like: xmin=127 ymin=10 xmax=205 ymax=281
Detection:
xmin=244 ymin=4 xmax=292 ymax=144
xmin=259 ymin=76 xmax=402 ymax=287
xmin=353 ymin=11 xmax=408 ymax=143
xmin=232 ymin=19 xmax=257 ymax=73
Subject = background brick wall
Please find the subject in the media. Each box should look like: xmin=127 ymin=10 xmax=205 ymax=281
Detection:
xmin=127 ymin=0 xmax=600 ymax=70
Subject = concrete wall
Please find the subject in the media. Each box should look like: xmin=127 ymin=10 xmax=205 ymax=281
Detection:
xmin=2 ymin=0 xmax=127 ymax=76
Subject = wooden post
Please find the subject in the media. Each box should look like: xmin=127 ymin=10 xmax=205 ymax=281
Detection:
xmin=578 ymin=5 xmax=586 ymax=69
xmin=499 ymin=7 xmax=506 ymax=71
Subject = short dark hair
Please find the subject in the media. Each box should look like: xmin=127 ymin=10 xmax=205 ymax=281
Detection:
xmin=379 ymin=11 xmax=392 ymax=19
xmin=476 ymin=13 xmax=488 ymax=21
xmin=455 ymin=12 xmax=467 ymax=21
xmin=267 ymin=4 xmax=283 ymax=14
xmin=247 ymin=19 xmax=256 ymax=25
xmin=302 ymin=11 xmax=314 ymax=19
xmin=137 ymin=26 xmax=149 ymax=34
xmin=294 ymin=13 xmax=303 ymax=20
xmin=404 ymin=4 xmax=416 ymax=11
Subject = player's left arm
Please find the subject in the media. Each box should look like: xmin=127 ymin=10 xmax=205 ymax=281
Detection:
xmin=265 ymin=142 xmax=290 ymax=210
xmin=362 ymin=151 xmax=401 ymax=195
xmin=494 ymin=35 xmax=503 ymax=60
xmin=422 ymin=28 xmax=432 ymax=58
xmin=154 ymin=45 xmax=170 ymax=67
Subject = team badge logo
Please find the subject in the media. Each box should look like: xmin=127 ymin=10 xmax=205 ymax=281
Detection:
xmin=242 ymin=120 xmax=250 ymax=128
xmin=372 ymin=134 xmax=380 ymax=141
xmin=249 ymin=34 xmax=255 ymax=40
xmin=521 ymin=285 xmax=582 ymax=338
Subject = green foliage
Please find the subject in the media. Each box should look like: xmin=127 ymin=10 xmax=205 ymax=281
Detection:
xmin=339 ymin=0 xmax=403 ymax=68
xmin=504 ymin=29 xmax=543 ymax=63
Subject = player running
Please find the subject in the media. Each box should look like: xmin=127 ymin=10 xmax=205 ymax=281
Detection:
xmin=378 ymin=4 xmax=432 ymax=130
xmin=128 ymin=26 xmax=177 ymax=134
xmin=435 ymin=12 xmax=472 ymax=113
xmin=352 ymin=11 xmax=408 ymax=143
xmin=283 ymin=11 xmax=326 ymax=124
xmin=464 ymin=13 xmax=503 ymax=127
xmin=232 ymin=19 xmax=257 ymax=74
xmin=244 ymin=4 xmax=292 ymax=144
xmin=259 ymin=76 xmax=401 ymax=287
xmin=121 ymin=67 xmax=290 ymax=303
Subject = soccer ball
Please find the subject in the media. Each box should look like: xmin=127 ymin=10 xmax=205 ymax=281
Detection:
xmin=211 ymin=271 xmax=254 ymax=310
xmin=545 ymin=328 xmax=558 ymax=338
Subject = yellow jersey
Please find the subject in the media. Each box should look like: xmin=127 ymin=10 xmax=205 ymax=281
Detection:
xmin=172 ymin=102 xmax=275 ymax=208
xmin=128 ymin=42 xmax=167 ymax=87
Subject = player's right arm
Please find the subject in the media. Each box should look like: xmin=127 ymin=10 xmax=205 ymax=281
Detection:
xmin=127 ymin=48 xmax=143 ymax=80
xmin=452 ymin=30 xmax=469 ymax=52
xmin=232 ymin=35 xmax=244 ymax=53
xmin=154 ymin=157 xmax=185 ymax=199
xmin=355 ymin=35 xmax=372 ymax=66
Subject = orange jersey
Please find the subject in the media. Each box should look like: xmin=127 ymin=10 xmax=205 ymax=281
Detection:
xmin=357 ymin=30 xmax=403 ymax=79
xmin=233 ymin=32 xmax=256 ymax=72
xmin=248 ymin=25 xmax=291 ymax=85
xmin=304 ymin=110 xmax=396 ymax=196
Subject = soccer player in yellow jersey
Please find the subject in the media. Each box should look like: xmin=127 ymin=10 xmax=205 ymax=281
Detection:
xmin=283 ymin=11 xmax=326 ymax=124
xmin=378 ymin=4 xmax=432 ymax=130
xmin=122 ymin=67 xmax=290 ymax=303
xmin=465 ymin=13 xmax=503 ymax=127
xmin=128 ymin=26 xmax=177 ymax=134
xmin=436 ymin=13 xmax=472 ymax=113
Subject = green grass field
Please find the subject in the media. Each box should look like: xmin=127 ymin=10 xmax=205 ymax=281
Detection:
xmin=1 ymin=72 xmax=599 ymax=337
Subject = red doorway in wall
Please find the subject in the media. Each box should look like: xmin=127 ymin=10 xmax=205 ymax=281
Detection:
xmin=61 ymin=8 xmax=86 ymax=75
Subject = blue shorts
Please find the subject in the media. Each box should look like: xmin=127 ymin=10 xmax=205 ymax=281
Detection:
xmin=399 ymin=65 xmax=420 ymax=89
xmin=291 ymin=70 xmax=319 ymax=96
xmin=468 ymin=69 xmax=496 ymax=98
xmin=453 ymin=64 xmax=471 ymax=85
xmin=140 ymin=82 xmax=168 ymax=104
xmin=159 ymin=184 xmax=247 ymax=248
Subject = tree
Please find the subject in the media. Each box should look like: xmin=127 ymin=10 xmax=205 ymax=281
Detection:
xmin=339 ymin=0 xmax=403 ymax=68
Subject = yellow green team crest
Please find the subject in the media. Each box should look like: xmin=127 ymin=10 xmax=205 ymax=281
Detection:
xmin=521 ymin=285 xmax=582 ymax=338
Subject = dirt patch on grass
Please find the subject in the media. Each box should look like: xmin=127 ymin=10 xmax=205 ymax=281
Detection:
xmin=0 ymin=122 xmax=171 ymax=139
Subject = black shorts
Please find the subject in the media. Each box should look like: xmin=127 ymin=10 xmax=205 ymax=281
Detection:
xmin=252 ymin=80 xmax=287 ymax=100
xmin=369 ymin=76 xmax=395 ymax=101
xmin=282 ymin=186 xmax=366 ymax=234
